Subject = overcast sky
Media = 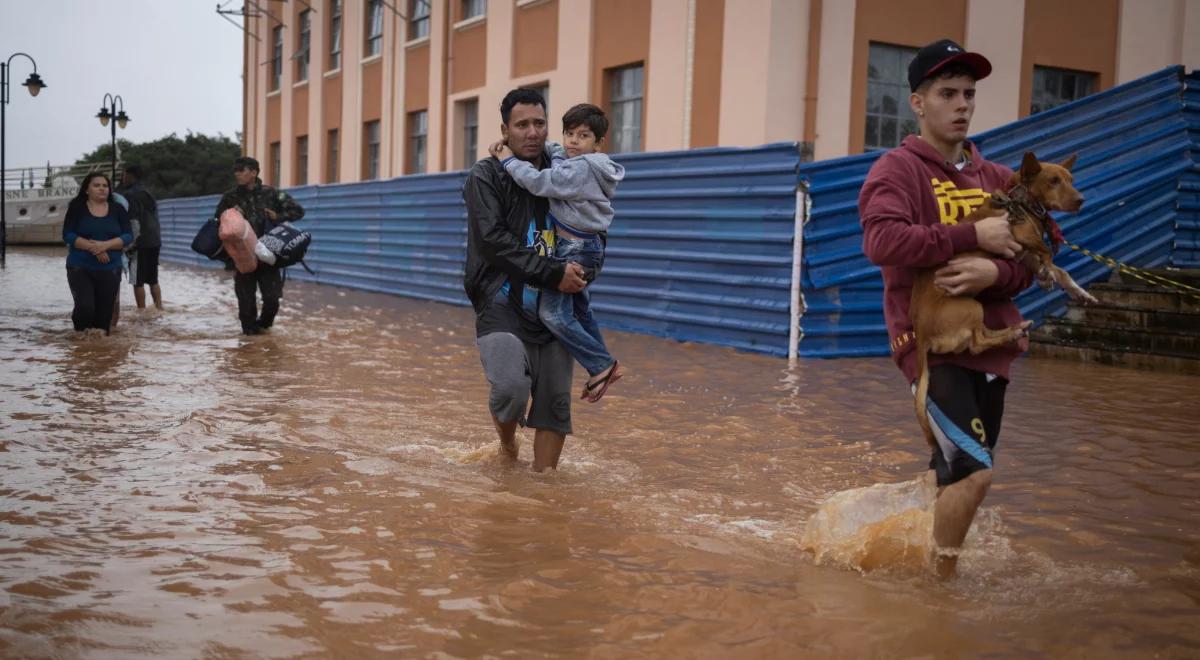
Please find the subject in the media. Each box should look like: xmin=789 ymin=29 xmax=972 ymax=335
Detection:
xmin=0 ymin=0 xmax=243 ymax=169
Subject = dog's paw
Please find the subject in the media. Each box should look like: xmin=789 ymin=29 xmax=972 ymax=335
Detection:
xmin=1036 ymin=268 xmax=1056 ymax=291
xmin=1066 ymin=287 xmax=1099 ymax=305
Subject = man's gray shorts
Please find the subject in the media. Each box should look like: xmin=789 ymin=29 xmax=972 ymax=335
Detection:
xmin=477 ymin=332 xmax=573 ymax=435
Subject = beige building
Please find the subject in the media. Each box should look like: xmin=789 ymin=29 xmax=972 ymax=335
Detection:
xmin=242 ymin=0 xmax=1200 ymax=187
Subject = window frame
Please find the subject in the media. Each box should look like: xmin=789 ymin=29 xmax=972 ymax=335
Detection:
xmin=1031 ymin=65 xmax=1098 ymax=115
xmin=608 ymin=64 xmax=644 ymax=154
xmin=328 ymin=0 xmax=342 ymax=71
xmin=864 ymin=41 xmax=920 ymax=151
xmin=364 ymin=121 xmax=382 ymax=180
xmin=461 ymin=98 xmax=479 ymax=169
xmin=295 ymin=135 xmax=308 ymax=185
xmin=327 ymin=128 xmax=340 ymax=183
xmin=525 ymin=83 xmax=549 ymax=119
xmin=366 ymin=0 xmax=384 ymax=57
xmin=295 ymin=9 xmax=312 ymax=82
xmin=409 ymin=110 xmax=429 ymax=174
xmin=461 ymin=0 xmax=485 ymax=21
xmin=271 ymin=25 xmax=284 ymax=91
xmin=409 ymin=0 xmax=431 ymax=41
xmin=269 ymin=141 xmax=281 ymax=188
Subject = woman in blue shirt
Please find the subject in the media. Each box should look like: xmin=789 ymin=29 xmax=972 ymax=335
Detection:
xmin=62 ymin=173 xmax=132 ymax=334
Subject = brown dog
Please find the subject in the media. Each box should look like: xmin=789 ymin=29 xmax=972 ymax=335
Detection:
xmin=910 ymin=152 xmax=1094 ymax=448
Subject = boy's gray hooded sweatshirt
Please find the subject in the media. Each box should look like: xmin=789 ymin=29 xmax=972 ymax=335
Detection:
xmin=501 ymin=142 xmax=625 ymax=235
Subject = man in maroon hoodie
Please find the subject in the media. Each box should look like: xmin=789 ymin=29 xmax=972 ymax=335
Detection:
xmin=859 ymin=40 xmax=1034 ymax=578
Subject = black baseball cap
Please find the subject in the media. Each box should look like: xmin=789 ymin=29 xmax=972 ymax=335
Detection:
xmin=233 ymin=156 xmax=260 ymax=171
xmin=907 ymin=39 xmax=992 ymax=92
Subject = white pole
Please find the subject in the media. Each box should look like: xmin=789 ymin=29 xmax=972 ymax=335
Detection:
xmin=788 ymin=186 xmax=807 ymax=361
xmin=681 ymin=0 xmax=696 ymax=149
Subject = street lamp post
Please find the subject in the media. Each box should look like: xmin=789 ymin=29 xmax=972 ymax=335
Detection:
xmin=96 ymin=94 xmax=130 ymax=183
xmin=1 ymin=52 xmax=47 ymax=267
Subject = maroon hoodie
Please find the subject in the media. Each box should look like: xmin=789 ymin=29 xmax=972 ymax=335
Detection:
xmin=859 ymin=135 xmax=1034 ymax=384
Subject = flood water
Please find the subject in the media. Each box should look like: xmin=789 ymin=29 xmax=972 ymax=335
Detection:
xmin=1 ymin=246 xmax=1198 ymax=658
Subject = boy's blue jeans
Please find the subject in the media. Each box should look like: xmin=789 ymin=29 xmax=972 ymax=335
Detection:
xmin=539 ymin=235 xmax=615 ymax=377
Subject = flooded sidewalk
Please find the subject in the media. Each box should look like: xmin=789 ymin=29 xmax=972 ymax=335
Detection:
xmin=1 ymin=246 xmax=1198 ymax=658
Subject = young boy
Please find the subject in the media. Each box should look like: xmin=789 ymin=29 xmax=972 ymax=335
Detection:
xmin=858 ymin=40 xmax=1033 ymax=578
xmin=490 ymin=103 xmax=626 ymax=402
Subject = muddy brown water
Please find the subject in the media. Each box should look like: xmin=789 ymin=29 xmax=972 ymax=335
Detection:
xmin=1 ymin=247 xmax=1198 ymax=658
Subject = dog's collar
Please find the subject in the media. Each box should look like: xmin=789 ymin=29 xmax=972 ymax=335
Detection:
xmin=993 ymin=185 xmax=1064 ymax=254
xmin=1005 ymin=184 xmax=1047 ymax=219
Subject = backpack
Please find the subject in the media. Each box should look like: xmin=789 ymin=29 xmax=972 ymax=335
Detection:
xmin=191 ymin=217 xmax=226 ymax=261
xmin=126 ymin=187 xmax=159 ymax=247
xmin=259 ymin=222 xmax=314 ymax=274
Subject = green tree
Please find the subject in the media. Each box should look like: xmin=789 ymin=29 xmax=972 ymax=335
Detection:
xmin=75 ymin=131 xmax=242 ymax=199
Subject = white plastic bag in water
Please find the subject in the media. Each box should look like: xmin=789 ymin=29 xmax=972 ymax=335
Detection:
xmin=255 ymin=238 xmax=277 ymax=265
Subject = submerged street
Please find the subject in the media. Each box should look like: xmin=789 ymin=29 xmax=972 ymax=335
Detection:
xmin=1 ymin=247 xmax=1197 ymax=658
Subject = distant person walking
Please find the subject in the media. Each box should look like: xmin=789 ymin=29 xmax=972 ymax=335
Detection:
xmin=120 ymin=164 xmax=163 ymax=310
xmin=214 ymin=157 xmax=305 ymax=335
xmin=62 ymin=172 xmax=132 ymax=335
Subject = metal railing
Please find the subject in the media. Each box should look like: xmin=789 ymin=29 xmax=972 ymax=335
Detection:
xmin=1 ymin=161 xmax=122 ymax=196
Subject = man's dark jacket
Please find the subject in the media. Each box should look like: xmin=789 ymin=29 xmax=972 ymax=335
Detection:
xmin=121 ymin=182 xmax=160 ymax=248
xmin=462 ymin=155 xmax=565 ymax=313
xmin=214 ymin=178 xmax=305 ymax=238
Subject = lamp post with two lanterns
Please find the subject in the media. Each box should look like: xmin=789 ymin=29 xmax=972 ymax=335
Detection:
xmin=96 ymin=93 xmax=131 ymax=183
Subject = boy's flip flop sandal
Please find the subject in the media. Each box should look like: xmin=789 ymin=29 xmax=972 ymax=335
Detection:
xmin=582 ymin=361 xmax=622 ymax=403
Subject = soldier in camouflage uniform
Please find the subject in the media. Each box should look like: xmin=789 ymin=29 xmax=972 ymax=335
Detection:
xmin=214 ymin=157 xmax=305 ymax=335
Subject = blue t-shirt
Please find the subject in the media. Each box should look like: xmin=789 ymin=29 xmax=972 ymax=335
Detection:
xmin=474 ymin=212 xmax=558 ymax=344
xmin=63 ymin=200 xmax=133 ymax=271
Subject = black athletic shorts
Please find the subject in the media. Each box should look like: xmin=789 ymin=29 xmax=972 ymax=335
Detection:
xmin=916 ymin=364 xmax=1008 ymax=487
xmin=135 ymin=246 xmax=160 ymax=287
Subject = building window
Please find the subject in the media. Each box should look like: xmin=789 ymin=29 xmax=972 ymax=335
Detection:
xmin=609 ymin=64 xmax=643 ymax=153
xmin=525 ymin=83 xmax=549 ymax=119
xmin=1031 ymin=65 xmax=1097 ymax=115
xmin=364 ymin=121 xmax=381 ymax=180
xmin=461 ymin=99 xmax=478 ymax=169
xmin=366 ymin=0 xmax=384 ymax=57
xmin=461 ymin=0 xmax=485 ymax=20
xmin=409 ymin=110 xmax=428 ymax=173
xmin=328 ymin=0 xmax=342 ymax=71
xmin=409 ymin=0 xmax=431 ymax=40
xmin=296 ymin=135 xmax=308 ymax=185
xmin=269 ymin=142 xmax=281 ymax=188
xmin=295 ymin=10 xmax=311 ymax=82
xmin=327 ymin=128 xmax=339 ymax=183
xmin=271 ymin=25 xmax=283 ymax=90
xmin=865 ymin=42 xmax=919 ymax=151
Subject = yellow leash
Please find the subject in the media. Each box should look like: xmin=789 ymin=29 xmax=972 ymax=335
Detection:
xmin=1063 ymin=242 xmax=1200 ymax=302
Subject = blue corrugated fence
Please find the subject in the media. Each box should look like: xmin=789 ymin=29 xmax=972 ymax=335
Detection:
xmin=1175 ymin=70 xmax=1200 ymax=268
xmin=160 ymin=66 xmax=1199 ymax=358
xmin=798 ymin=65 xmax=1196 ymax=358
xmin=159 ymin=144 xmax=803 ymax=356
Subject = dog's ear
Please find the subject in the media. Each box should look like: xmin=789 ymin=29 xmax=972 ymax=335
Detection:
xmin=1020 ymin=152 xmax=1042 ymax=181
xmin=1060 ymin=153 xmax=1078 ymax=171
